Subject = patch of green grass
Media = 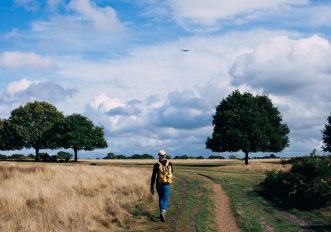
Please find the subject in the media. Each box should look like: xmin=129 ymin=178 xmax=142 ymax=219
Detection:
xmin=289 ymin=208 xmax=331 ymax=230
xmin=209 ymin=173 xmax=300 ymax=232
xmin=166 ymin=172 xmax=216 ymax=231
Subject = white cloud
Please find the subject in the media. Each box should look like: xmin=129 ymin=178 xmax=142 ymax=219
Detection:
xmin=47 ymin=0 xmax=65 ymax=9
xmin=11 ymin=0 xmax=126 ymax=53
xmin=5 ymin=79 xmax=36 ymax=97
xmin=148 ymin=0 xmax=309 ymax=32
xmin=1 ymin=79 xmax=77 ymax=105
xmin=88 ymin=93 xmax=124 ymax=114
xmin=67 ymin=0 xmax=123 ymax=32
xmin=84 ymin=83 xmax=229 ymax=155
xmin=230 ymin=35 xmax=331 ymax=95
xmin=0 ymin=51 xmax=55 ymax=70
xmin=14 ymin=0 xmax=41 ymax=11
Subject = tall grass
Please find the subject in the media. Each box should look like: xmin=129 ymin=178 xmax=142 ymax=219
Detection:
xmin=0 ymin=163 xmax=150 ymax=232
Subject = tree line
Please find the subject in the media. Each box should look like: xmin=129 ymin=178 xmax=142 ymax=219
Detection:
xmin=0 ymin=101 xmax=107 ymax=162
xmin=102 ymin=153 xmax=227 ymax=160
xmin=1 ymin=91 xmax=330 ymax=165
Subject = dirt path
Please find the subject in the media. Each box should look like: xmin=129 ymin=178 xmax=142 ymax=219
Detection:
xmin=201 ymin=174 xmax=241 ymax=232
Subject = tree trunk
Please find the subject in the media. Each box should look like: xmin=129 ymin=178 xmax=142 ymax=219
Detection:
xmin=245 ymin=151 xmax=249 ymax=165
xmin=74 ymin=148 xmax=78 ymax=162
xmin=35 ymin=148 xmax=40 ymax=161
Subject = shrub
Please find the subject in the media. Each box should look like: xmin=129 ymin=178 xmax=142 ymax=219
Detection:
xmin=57 ymin=151 xmax=73 ymax=161
xmin=0 ymin=154 xmax=8 ymax=160
xmin=10 ymin=154 xmax=26 ymax=160
xmin=103 ymin=152 xmax=116 ymax=159
xmin=174 ymin=155 xmax=188 ymax=159
xmin=39 ymin=153 xmax=50 ymax=162
xmin=130 ymin=154 xmax=154 ymax=159
xmin=208 ymin=155 xmax=225 ymax=159
xmin=27 ymin=154 xmax=36 ymax=160
xmin=261 ymin=156 xmax=331 ymax=209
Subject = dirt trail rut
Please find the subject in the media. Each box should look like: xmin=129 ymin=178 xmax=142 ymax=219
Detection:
xmin=202 ymin=175 xmax=241 ymax=232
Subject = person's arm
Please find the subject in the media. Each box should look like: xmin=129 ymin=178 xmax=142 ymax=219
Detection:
xmin=150 ymin=163 xmax=158 ymax=194
xmin=170 ymin=162 xmax=174 ymax=173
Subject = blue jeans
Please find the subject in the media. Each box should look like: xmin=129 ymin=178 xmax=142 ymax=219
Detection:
xmin=156 ymin=184 xmax=170 ymax=213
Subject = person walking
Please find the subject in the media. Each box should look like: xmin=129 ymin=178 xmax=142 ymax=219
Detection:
xmin=150 ymin=149 xmax=173 ymax=222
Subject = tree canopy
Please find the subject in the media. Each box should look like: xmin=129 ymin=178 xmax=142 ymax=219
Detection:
xmin=206 ymin=90 xmax=290 ymax=165
xmin=49 ymin=114 xmax=107 ymax=162
xmin=0 ymin=119 xmax=23 ymax=151
xmin=322 ymin=113 xmax=331 ymax=152
xmin=8 ymin=101 xmax=64 ymax=160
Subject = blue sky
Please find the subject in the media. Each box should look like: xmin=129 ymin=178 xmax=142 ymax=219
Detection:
xmin=1 ymin=0 xmax=331 ymax=158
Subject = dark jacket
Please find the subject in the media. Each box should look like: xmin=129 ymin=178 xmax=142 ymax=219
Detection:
xmin=150 ymin=159 xmax=173 ymax=188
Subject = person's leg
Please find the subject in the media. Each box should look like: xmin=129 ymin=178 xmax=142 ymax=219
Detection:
xmin=156 ymin=184 xmax=164 ymax=213
xmin=161 ymin=184 xmax=170 ymax=212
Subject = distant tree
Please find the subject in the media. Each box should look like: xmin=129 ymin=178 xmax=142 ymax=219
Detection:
xmin=174 ymin=155 xmax=188 ymax=159
xmin=206 ymin=91 xmax=290 ymax=165
xmin=208 ymin=155 xmax=225 ymax=159
xmin=57 ymin=151 xmax=73 ymax=161
xmin=27 ymin=154 xmax=36 ymax=160
xmin=103 ymin=152 xmax=116 ymax=159
xmin=141 ymin=153 xmax=154 ymax=159
xmin=322 ymin=113 xmax=331 ymax=152
xmin=269 ymin=154 xmax=277 ymax=158
xmin=10 ymin=154 xmax=26 ymax=160
xmin=0 ymin=154 xmax=8 ymax=160
xmin=131 ymin=154 xmax=143 ymax=159
xmin=196 ymin=156 xmax=205 ymax=159
xmin=49 ymin=114 xmax=107 ymax=162
xmin=116 ymin=155 xmax=127 ymax=159
xmin=128 ymin=154 xmax=154 ymax=159
xmin=228 ymin=155 xmax=238 ymax=159
xmin=0 ymin=119 xmax=23 ymax=151
xmin=9 ymin=101 xmax=64 ymax=161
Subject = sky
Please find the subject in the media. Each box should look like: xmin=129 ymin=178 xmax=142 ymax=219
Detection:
xmin=1 ymin=0 xmax=331 ymax=158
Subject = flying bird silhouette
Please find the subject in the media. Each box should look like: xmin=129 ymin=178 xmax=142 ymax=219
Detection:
xmin=181 ymin=49 xmax=190 ymax=52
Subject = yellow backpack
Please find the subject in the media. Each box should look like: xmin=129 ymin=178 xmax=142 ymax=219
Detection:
xmin=158 ymin=160 xmax=173 ymax=184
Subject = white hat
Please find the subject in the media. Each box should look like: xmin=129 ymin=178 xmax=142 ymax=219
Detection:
xmin=158 ymin=149 xmax=167 ymax=158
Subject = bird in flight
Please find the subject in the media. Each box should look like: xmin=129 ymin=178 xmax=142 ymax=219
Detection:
xmin=181 ymin=49 xmax=190 ymax=52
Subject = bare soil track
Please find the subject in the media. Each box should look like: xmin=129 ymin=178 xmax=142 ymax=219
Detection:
xmin=148 ymin=173 xmax=241 ymax=232
xmin=199 ymin=174 xmax=241 ymax=232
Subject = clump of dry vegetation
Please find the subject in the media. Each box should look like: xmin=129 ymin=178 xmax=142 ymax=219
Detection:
xmin=0 ymin=163 xmax=150 ymax=232
xmin=217 ymin=159 xmax=291 ymax=173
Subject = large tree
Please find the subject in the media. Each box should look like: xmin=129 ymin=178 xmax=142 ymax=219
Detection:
xmin=322 ymin=113 xmax=331 ymax=152
xmin=0 ymin=119 xmax=23 ymax=151
xmin=206 ymin=90 xmax=290 ymax=165
xmin=49 ymin=114 xmax=107 ymax=162
xmin=9 ymin=101 xmax=64 ymax=161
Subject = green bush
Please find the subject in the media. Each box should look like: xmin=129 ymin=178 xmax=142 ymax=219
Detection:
xmin=261 ymin=156 xmax=331 ymax=209
xmin=10 ymin=154 xmax=26 ymax=160
xmin=57 ymin=151 xmax=73 ymax=161
xmin=208 ymin=155 xmax=225 ymax=159
xmin=0 ymin=154 xmax=8 ymax=160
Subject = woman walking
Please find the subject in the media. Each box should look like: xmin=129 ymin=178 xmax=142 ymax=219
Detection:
xmin=150 ymin=149 xmax=173 ymax=222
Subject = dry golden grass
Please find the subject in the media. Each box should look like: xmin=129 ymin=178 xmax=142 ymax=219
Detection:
xmin=89 ymin=158 xmax=291 ymax=173
xmin=216 ymin=159 xmax=291 ymax=173
xmin=0 ymin=163 xmax=150 ymax=232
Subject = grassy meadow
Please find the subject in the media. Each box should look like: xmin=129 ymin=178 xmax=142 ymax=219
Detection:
xmin=0 ymin=159 xmax=330 ymax=232
xmin=0 ymin=163 xmax=150 ymax=232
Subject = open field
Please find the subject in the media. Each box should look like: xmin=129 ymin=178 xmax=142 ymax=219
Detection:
xmin=0 ymin=162 xmax=150 ymax=232
xmin=0 ymin=159 xmax=329 ymax=232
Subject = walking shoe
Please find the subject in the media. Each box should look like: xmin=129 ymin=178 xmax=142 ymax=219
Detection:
xmin=160 ymin=211 xmax=166 ymax=222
